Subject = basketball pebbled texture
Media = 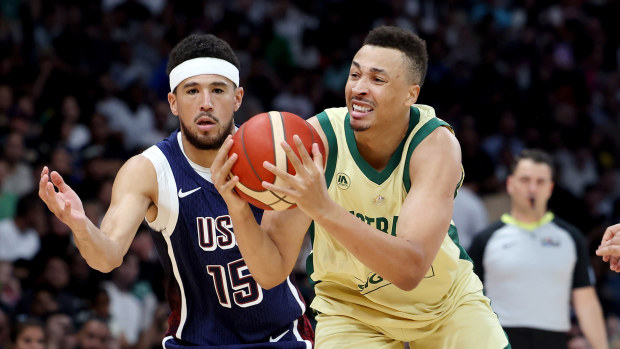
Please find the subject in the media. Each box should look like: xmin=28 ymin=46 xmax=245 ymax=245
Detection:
xmin=229 ymin=111 xmax=325 ymax=210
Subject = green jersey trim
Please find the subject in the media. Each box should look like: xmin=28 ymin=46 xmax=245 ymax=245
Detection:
xmin=306 ymin=221 xmax=318 ymax=287
xmin=448 ymin=224 xmax=473 ymax=263
xmin=403 ymin=117 xmax=448 ymax=192
xmin=317 ymin=111 xmax=338 ymax=189
xmin=343 ymin=106 xmax=420 ymax=185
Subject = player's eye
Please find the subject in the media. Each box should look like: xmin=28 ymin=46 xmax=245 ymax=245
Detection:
xmin=213 ymin=88 xmax=224 ymax=94
xmin=187 ymin=88 xmax=199 ymax=94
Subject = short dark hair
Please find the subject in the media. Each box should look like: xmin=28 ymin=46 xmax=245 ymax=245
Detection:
xmin=363 ymin=26 xmax=428 ymax=86
xmin=166 ymin=34 xmax=240 ymax=88
xmin=510 ymin=149 xmax=555 ymax=177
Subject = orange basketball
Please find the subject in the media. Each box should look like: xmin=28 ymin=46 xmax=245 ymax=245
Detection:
xmin=229 ymin=111 xmax=325 ymax=210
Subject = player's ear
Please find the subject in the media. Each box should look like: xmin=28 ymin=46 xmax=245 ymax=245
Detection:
xmin=406 ymin=85 xmax=420 ymax=107
xmin=168 ymin=92 xmax=179 ymax=116
xmin=233 ymin=87 xmax=244 ymax=112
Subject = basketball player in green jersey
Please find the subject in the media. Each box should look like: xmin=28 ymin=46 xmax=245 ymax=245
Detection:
xmin=212 ymin=26 xmax=509 ymax=348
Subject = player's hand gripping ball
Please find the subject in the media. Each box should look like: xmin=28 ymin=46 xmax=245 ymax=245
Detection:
xmin=229 ymin=111 xmax=325 ymax=210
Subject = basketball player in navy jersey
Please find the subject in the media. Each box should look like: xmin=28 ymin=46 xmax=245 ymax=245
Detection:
xmin=38 ymin=34 xmax=313 ymax=348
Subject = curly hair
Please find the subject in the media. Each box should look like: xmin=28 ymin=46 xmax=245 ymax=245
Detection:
xmin=363 ymin=26 xmax=428 ymax=86
xmin=166 ymin=33 xmax=240 ymax=88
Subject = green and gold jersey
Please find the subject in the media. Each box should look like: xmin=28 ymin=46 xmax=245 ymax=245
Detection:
xmin=308 ymin=104 xmax=484 ymax=329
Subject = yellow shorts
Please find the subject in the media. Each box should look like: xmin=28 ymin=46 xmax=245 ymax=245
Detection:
xmin=314 ymin=298 xmax=510 ymax=349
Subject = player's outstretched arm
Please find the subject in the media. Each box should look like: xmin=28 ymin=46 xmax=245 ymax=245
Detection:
xmin=265 ymin=126 xmax=460 ymax=291
xmin=39 ymin=155 xmax=156 ymax=272
xmin=212 ymin=136 xmax=312 ymax=289
xmin=595 ymin=223 xmax=620 ymax=272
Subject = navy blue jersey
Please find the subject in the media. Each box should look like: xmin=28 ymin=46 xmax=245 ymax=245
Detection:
xmin=142 ymin=130 xmax=313 ymax=348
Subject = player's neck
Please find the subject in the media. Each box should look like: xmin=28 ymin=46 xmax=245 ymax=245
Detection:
xmin=181 ymin=138 xmax=218 ymax=168
xmin=354 ymin=112 xmax=409 ymax=171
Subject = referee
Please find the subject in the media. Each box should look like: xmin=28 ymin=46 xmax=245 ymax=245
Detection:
xmin=468 ymin=149 xmax=608 ymax=349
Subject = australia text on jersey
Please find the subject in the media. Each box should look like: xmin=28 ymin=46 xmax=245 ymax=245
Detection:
xmin=350 ymin=210 xmax=399 ymax=236
xmin=350 ymin=210 xmax=435 ymax=294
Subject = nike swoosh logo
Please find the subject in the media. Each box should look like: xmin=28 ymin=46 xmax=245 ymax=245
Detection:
xmin=269 ymin=329 xmax=289 ymax=342
xmin=178 ymin=187 xmax=201 ymax=198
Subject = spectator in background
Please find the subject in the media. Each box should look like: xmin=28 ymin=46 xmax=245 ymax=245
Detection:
xmin=0 ymin=307 xmax=10 ymax=349
xmin=15 ymin=256 xmax=80 ymax=324
xmin=1 ymin=132 xmax=34 ymax=198
xmin=481 ymin=110 xmax=524 ymax=178
xmin=0 ymin=85 xmax=14 ymax=135
xmin=271 ymin=71 xmax=315 ymax=119
xmin=75 ymin=317 xmax=112 ymax=349
xmin=135 ymin=303 xmax=169 ymax=349
xmin=452 ymin=179 xmax=489 ymax=250
xmin=469 ymin=149 xmax=608 ymax=349
xmin=95 ymin=80 xmax=160 ymax=152
xmin=0 ymin=261 xmax=22 ymax=313
xmin=57 ymin=95 xmax=91 ymax=153
xmin=102 ymin=252 xmax=156 ymax=348
xmin=44 ymin=312 xmax=75 ymax=349
xmin=0 ymin=157 xmax=18 ymax=220
xmin=9 ymin=320 xmax=45 ymax=349
xmin=33 ymin=256 xmax=80 ymax=317
xmin=0 ymin=192 xmax=45 ymax=263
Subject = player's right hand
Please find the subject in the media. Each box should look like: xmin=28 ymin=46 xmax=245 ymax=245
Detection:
xmin=38 ymin=166 xmax=88 ymax=232
xmin=212 ymin=135 xmax=249 ymax=212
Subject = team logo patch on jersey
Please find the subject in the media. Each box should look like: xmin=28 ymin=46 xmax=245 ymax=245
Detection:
xmin=541 ymin=237 xmax=561 ymax=247
xmin=336 ymin=172 xmax=351 ymax=189
xmin=373 ymin=194 xmax=385 ymax=205
xmin=178 ymin=187 xmax=201 ymax=198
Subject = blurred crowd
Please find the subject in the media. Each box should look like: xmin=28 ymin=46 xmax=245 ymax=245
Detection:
xmin=1 ymin=0 xmax=620 ymax=348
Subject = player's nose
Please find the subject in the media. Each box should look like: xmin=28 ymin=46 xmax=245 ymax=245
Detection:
xmin=201 ymin=94 xmax=214 ymax=110
xmin=351 ymin=79 xmax=369 ymax=95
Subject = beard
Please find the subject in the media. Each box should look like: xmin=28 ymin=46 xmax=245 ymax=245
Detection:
xmin=350 ymin=122 xmax=370 ymax=132
xmin=180 ymin=112 xmax=235 ymax=150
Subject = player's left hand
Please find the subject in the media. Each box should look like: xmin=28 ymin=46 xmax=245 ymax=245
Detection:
xmin=262 ymin=135 xmax=329 ymax=218
xmin=596 ymin=223 xmax=620 ymax=272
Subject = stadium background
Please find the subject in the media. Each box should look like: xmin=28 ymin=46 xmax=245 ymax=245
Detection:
xmin=1 ymin=0 xmax=620 ymax=347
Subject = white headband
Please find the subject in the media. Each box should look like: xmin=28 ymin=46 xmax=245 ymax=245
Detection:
xmin=169 ymin=57 xmax=240 ymax=91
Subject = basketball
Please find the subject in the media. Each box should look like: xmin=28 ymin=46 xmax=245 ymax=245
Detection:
xmin=229 ymin=111 xmax=325 ymax=211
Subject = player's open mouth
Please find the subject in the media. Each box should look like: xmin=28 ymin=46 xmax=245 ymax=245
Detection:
xmin=196 ymin=117 xmax=215 ymax=126
xmin=352 ymin=103 xmax=373 ymax=113
xmin=196 ymin=117 xmax=216 ymax=132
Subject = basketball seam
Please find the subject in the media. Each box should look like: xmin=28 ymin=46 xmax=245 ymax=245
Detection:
xmin=240 ymin=122 xmax=264 ymax=184
xmin=280 ymin=112 xmax=290 ymax=173
xmin=269 ymin=111 xmax=292 ymax=205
